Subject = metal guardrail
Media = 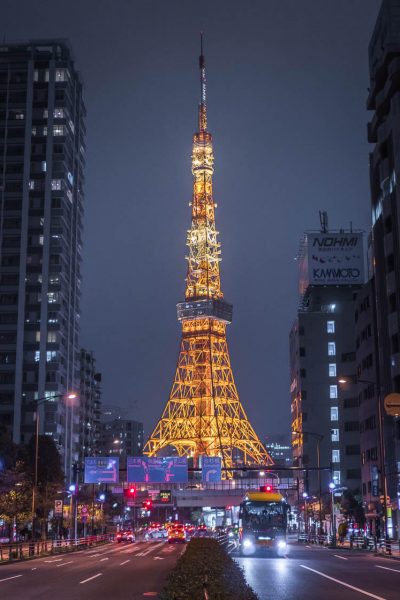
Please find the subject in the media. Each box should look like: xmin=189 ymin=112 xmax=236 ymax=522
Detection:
xmin=297 ymin=534 xmax=400 ymax=557
xmin=0 ymin=534 xmax=111 ymax=563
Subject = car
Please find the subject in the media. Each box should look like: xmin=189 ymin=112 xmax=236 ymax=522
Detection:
xmin=168 ymin=524 xmax=186 ymax=543
xmin=116 ymin=529 xmax=136 ymax=543
xmin=145 ymin=527 xmax=168 ymax=541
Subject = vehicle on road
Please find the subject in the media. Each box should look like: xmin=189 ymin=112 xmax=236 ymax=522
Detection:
xmin=116 ymin=529 xmax=136 ymax=543
xmin=238 ymin=488 xmax=290 ymax=557
xmin=168 ymin=524 xmax=186 ymax=544
xmin=145 ymin=527 xmax=168 ymax=541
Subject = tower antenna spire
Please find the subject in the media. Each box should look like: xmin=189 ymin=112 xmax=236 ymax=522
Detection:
xmin=198 ymin=31 xmax=207 ymax=131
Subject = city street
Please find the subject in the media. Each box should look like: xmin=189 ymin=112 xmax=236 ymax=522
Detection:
xmin=235 ymin=542 xmax=400 ymax=600
xmin=0 ymin=540 xmax=183 ymax=599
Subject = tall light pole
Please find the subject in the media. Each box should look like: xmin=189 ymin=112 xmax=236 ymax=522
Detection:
xmin=31 ymin=392 xmax=78 ymax=539
xmin=292 ymin=430 xmax=324 ymax=535
xmin=338 ymin=376 xmax=390 ymax=545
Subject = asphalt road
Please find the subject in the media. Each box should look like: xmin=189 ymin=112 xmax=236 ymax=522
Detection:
xmin=0 ymin=539 xmax=184 ymax=599
xmin=234 ymin=542 xmax=400 ymax=600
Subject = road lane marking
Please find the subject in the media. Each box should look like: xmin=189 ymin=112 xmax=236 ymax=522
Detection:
xmin=100 ymin=557 xmax=109 ymax=561
xmin=80 ymin=573 xmax=102 ymax=584
xmin=56 ymin=561 xmax=73 ymax=567
xmin=0 ymin=575 xmax=23 ymax=583
xmin=375 ymin=565 xmax=400 ymax=573
xmin=31 ymin=568 xmax=37 ymax=571
xmin=300 ymin=565 xmax=387 ymax=599
xmin=44 ymin=558 xmax=63 ymax=563
xmin=120 ymin=559 xmax=130 ymax=565
xmin=154 ymin=556 xmax=164 ymax=560
xmin=334 ymin=554 xmax=348 ymax=560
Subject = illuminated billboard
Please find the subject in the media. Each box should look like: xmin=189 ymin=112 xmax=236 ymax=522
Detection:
xmin=300 ymin=232 xmax=365 ymax=294
xmin=201 ymin=456 xmax=221 ymax=482
xmin=84 ymin=457 xmax=119 ymax=484
xmin=127 ymin=456 xmax=188 ymax=483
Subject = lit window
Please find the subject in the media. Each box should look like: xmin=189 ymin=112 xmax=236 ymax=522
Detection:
xmin=328 ymin=342 xmax=336 ymax=356
xmin=54 ymin=108 xmax=64 ymax=119
xmin=39 ymin=235 xmax=44 ymax=245
xmin=34 ymin=70 xmax=39 ymax=82
xmin=47 ymin=292 xmax=58 ymax=304
xmin=67 ymin=172 xmax=74 ymax=185
xmin=331 ymin=429 xmax=339 ymax=442
xmin=41 ymin=161 xmax=47 ymax=172
xmin=45 ymin=70 xmax=49 ymax=82
xmin=329 ymin=363 xmax=337 ymax=377
xmin=47 ymin=331 xmax=57 ymax=343
xmin=330 ymin=406 xmax=339 ymax=421
xmin=35 ymin=331 xmax=40 ymax=342
xmin=46 ymin=351 xmax=57 ymax=362
xmin=43 ymin=109 xmax=48 ymax=118
xmin=327 ymin=321 xmax=335 ymax=333
xmin=15 ymin=112 xmax=24 ymax=120
xmin=332 ymin=449 xmax=340 ymax=463
xmin=34 ymin=351 xmax=40 ymax=362
xmin=55 ymin=69 xmax=65 ymax=81
xmin=43 ymin=126 xmax=47 ymax=136
xmin=53 ymin=125 xmax=65 ymax=136
xmin=51 ymin=179 xmax=62 ymax=191
xmin=329 ymin=385 xmax=338 ymax=399
xmin=333 ymin=471 xmax=341 ymax=485
xmin=28 ymin=180 xmax=35 ymax=190
xmin=32 ymin=126 xmax=37 ymax=136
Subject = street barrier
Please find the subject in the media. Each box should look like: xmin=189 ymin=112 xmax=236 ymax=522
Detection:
xmin=0 ymin=534 xmax=112 ymax=563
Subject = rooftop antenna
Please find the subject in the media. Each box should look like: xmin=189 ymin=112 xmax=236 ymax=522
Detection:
xmin=198 ymin=32 xmax=207 ymax=132
xmin=319 ymin=210 xmax=328 ymax=233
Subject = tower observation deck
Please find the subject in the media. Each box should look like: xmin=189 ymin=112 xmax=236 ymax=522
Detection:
xmin=143 ymin=36 xmax=272 ymax=475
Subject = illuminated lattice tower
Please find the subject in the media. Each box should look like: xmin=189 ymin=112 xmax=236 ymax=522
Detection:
xmin=144 ymin=39 xmax=272 ymax=475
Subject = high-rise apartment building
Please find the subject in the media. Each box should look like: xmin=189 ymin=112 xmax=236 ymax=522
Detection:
xmin=367 ymin=0 xmax=400 ymax=536
xmin=290 ymin=219 xmax=365 ymax=496
xmin=79 ymin=349 xmax=102 ymax=463
xmin=0 ymin=41 xmax=85 ymax=479
xmin=99 ymin=418 xmax=144 ymax=460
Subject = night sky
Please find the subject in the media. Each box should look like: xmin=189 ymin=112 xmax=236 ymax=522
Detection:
xmin=5 ymin=0 xmax=381 ymax=441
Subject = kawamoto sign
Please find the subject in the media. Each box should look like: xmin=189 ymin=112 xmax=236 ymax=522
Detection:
xmin=307 ymin=232 xmax=364 ymax=285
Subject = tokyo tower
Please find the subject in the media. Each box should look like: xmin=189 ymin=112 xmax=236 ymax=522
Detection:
xmin=144 ymin=37 xmax=272 ymax=474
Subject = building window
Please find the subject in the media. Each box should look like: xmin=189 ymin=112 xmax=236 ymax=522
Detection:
xmin=332 ymin=449 xmax=340 ymax=463
xmin=331 ymin=429 xmax=339 ymax=442
xmin=333 ymin=471 xmax=341 ymax=485
xmin=34 ymin=69 xmax=39 ymax=82
xmin=329 ymin=385 xmax=338 ymax=399
xmin=34 ymin=351 xmax=40 ymax=362
xmin=41 ymin=161 xmax=47 ymax=172
xmin=55 ymin=69 xmax=66 ymax=82
xmin=28 ymin=180 xmax=35 ymax=190
xmin=46 ymin=351 xmax=57 ymax=362
xmin=51 ymin=179 xmax=62 ymax=191
xmin=329 ymin=363 xmax=337 ymax=377
xmin=54 ymin=108 xmax=64 ymax=119
xmin=53 ymin=125 xmax=65 ymax=136
xmin=328 ymin=342 xmax=336 ymax=356
xmin=47 ymin=331 xmax=57 ymax=343
xmin=35 ymin=331 xmax=40 ymax=342
xmin=47 ymin=292 xmax=58 ymax=304
xmin=327 ymin=321 xmax=335 ymax=333
xmin=330 ymin=406 xmax=339 ymax=421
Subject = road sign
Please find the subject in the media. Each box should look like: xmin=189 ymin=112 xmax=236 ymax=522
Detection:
xmin=84 ymin=457 xmax=119 ymax=483
xmin=54 ymin=500 xmax=63 ymax=517
xmin=202 ymin=457 xmax=221 ymax=482
xmin=384 ymin=393 xmax=400 ymax=416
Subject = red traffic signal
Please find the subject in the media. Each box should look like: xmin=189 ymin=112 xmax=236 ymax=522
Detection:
xmin=142 ymin=499 xmax=152 ymax=510
xmin=124 ymin=486 xmax=136 ymax=498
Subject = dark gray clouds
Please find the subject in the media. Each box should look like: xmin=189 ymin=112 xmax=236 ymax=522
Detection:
xmin=4 ymin=0 xmax=381 ymax=440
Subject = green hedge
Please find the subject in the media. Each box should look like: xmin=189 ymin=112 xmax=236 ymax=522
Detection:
xmin=160 ymin=538 xmax=258 ymax=600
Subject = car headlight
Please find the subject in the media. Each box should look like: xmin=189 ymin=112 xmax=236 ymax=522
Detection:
xmin=277 ymin=540 xmax=287 ymax=550
xmin=243 ymin=538 xmax=254 ymax=549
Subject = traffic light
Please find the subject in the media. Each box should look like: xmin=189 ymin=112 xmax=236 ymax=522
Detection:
xmin=124 ymin=486 xmax=136 ymax=498
xmin=142 ymin=499 xmax=152 ymax=510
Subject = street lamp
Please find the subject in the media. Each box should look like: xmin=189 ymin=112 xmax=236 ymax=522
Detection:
xmin=338 ymin=376 xmax=390 ymax=546
xmin=292 ymin=429 xmax=324 ymax=535
xmin=31 ymin=392 xmax=78 ymax=540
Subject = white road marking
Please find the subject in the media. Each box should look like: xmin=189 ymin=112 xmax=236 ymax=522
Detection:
xmin=31 ymin=568 xmax=37 ymax=571
xmin=0 ymin=575 xmax=23 ymax=583
xmin=56 ymin=561 xmax=73 ymax=567
xmin=300 ymin=565 xmax=387 ymax=599
xmin=120 ymin=559 xmax=130 ymax=565
xmin=153 ymin=556 xmax=164 ymax=560
xmin=80 ymin=573 xmax=102 ymax=584
xmin=44 ymin=558 xmax=63 ymax=563
xmin=333 ymin=554 xmax=348 ymax=560
xmin=100 ymin=557 xmax=109 ymax=561
xmin=375 ymin=565 xmax=400 ymax=573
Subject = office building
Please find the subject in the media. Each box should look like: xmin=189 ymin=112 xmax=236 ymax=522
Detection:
xmin=99 ymin=417 xmax=144 ymax=460
xmin=367 ymin=0 xmax=400 ymax=536
xmin=0 ymin=41 xmax=85 ymax=479
xmin=265 ymin=434 xmax=292 ymax=467
xmin=290 ymin=216 xmax=364 ymax=496
xmin=79 ymin=349 xmax=102 ymax=463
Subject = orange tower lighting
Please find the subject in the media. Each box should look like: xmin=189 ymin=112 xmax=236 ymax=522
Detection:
xmin=143 ymin=36 xmax=272 ymax=476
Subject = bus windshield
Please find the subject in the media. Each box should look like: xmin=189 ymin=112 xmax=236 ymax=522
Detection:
xmin=242 ymin=501 xmax=287 ymax=530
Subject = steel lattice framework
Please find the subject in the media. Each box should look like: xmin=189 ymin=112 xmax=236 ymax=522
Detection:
xmin=144 ymin=38 xmax=272 ymax=474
